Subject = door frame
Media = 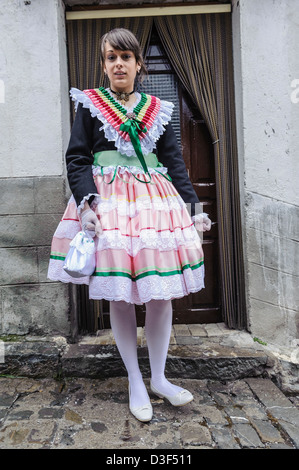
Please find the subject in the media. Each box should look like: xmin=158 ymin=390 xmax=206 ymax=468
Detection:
xmin=65 ymin=4 xmax=246 ymax=338
xmin=65 ymin=4 xmax=231 ymax=21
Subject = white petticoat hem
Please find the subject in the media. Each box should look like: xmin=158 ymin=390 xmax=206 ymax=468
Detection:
xmin=47 ymin=260 xmax=205 ymax=305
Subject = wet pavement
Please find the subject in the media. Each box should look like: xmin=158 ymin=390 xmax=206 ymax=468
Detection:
xmin=0 ymin=375 xmax=298 ymax=451
xmin=1 ymin=323 xmax=298 ymax=453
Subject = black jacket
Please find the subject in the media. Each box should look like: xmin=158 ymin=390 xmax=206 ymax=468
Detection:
xmin=66 ymin=103 xmax=199 ymax=215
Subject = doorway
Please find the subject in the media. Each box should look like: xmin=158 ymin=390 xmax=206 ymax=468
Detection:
xmin=66 ymin=12 xmax=245 ymax=334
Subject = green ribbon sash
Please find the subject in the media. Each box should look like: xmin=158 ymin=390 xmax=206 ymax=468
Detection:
xmin=93 ymin=150 xmax=172 ymax=185
xmin=119 ymin=117 xmax=149 ymax=178
xmin=93 ymin=150 xmax=160 ymax=169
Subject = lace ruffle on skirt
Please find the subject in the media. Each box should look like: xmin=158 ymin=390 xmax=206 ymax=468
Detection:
xmin=48 ymin=166 xmax=205 ymax=304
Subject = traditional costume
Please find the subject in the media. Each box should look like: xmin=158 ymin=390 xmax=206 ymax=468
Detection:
xmin=47 ymin=87 xmax=207 ymax=304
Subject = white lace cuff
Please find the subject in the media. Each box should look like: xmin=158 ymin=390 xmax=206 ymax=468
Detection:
xmin=77 ymin=193 xmax=101 ymax=217
xmin=191 ymin=213 xmax=212 ymax=232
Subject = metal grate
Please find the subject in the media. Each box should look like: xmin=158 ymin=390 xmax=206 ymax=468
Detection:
xmin=140 ymin=74 xmax=181 ymax=147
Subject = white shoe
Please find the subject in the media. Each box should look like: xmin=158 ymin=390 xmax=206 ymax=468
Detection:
xmin=129 ymin=386 xmax=153 ymax=422
xmin=150 ymin=381 xmax=194 ymax=406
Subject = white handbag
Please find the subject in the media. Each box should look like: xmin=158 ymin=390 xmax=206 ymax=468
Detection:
xmin=63 ymin=231 xmax=96 ymax=278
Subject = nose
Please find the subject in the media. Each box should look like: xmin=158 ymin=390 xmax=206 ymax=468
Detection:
xmin=115 ymin=56 xmax=123 ymax=67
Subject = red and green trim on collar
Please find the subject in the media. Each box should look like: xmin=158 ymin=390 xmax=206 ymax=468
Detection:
xmin=83 ymin=87 xmax=161 ymax=179
xmin=83 ymin=87 xmax=161 ymax=143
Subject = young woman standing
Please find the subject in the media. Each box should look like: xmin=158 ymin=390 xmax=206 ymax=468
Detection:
xmin=48 ymin=28 xmax=211 ymax=422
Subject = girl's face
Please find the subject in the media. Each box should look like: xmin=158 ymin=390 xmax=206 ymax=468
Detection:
xmin=103 ymin=41 xmax=140 ymax=93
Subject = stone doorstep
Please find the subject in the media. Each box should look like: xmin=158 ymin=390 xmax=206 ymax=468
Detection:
xmin=86 ymin=322 xmax=244 ymax=347
xmin=0 ymin=323 xmax=275 ymax=383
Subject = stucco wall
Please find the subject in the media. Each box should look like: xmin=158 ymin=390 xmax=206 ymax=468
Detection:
xmin=0 ymin=0 xmax=71 ymax=336
xmin=232 ymin=0 xmax=299 ymax=349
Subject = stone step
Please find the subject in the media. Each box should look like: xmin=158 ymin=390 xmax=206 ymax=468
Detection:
xmin=61 ymin=342 xmax=273 ymax=382
xmin=0 ymin=323 xmax=276 ymax=382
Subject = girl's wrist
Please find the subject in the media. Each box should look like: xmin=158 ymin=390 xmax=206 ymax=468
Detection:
xmin=82 ymin=201 xmax=90 ymax=212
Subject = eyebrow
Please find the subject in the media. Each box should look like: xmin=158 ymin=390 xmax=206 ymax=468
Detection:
xmin=106 ymin=49 xmax=132 ymax=54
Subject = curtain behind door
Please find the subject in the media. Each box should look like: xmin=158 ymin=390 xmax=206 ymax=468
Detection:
xmin=155 ymin=14 xmax=246 ymax=329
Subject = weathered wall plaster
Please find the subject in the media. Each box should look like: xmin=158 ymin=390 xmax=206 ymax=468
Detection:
xmin=232 ymin=0 xmax=299 ymax=349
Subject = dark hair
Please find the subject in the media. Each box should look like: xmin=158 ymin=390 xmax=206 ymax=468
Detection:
xmin=100 ymin=28 xmax=147 ymax=83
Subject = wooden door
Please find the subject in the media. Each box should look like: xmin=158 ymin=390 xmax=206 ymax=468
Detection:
xmin=171 ymin=90 xmax=221 ymax=324
xmin=134 ymin=87 xmax=221 ymax=326
xmin=135 ymin=29 xmax=221 ymax=325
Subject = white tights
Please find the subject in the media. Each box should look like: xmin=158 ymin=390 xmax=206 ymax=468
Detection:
xmin=109 ymin=299 xmax=184 ymax=409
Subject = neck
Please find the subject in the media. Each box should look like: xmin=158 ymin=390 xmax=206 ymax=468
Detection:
xmin=110 ymin=88 xmax=134 ymax=96
xmin=110 ymin=88 xmax=135 ymax=106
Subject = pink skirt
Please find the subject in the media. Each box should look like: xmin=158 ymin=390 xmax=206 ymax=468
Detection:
xmin=47 ymin=167 xmax=205 ymax=304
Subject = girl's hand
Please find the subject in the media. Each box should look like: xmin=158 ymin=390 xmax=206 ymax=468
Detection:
xmin=81 ymin=207 xmax=102 ymax=238
xmin=193 ymin=213 xmax=212 ymax=232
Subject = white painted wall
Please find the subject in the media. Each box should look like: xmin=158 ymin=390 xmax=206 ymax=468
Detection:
xmin=232 ymin=0 xmax=299 ymax=350
xmin=0 ymin=0 xmax=71 ymax=337
xmin=0 ymin=0 xmax=70 ymax=178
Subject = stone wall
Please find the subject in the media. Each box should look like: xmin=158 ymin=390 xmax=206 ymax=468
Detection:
xmin=0 ymin=0 xmax=71 ymax=336
xmin=232 ymin=0 xmax=299 ymax=349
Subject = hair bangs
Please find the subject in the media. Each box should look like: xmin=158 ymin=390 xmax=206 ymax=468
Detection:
xmin=106 ymin=29 xmax=137 ymax=52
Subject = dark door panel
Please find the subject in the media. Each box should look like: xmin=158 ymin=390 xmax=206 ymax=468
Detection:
xmin=170 ymin=89 xmax=221 ymax=324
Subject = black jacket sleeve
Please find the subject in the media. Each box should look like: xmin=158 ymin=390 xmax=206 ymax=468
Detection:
xmin=65 ymin=103 xmax=98 ymax=207
xmin=156 ymin=123 xmax=199 ymax=217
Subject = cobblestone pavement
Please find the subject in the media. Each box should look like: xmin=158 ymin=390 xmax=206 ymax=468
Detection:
xmin=0 ymin=375 xmax=298 ymax=451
